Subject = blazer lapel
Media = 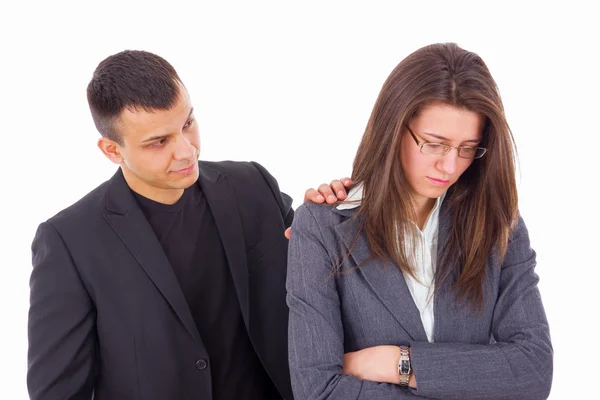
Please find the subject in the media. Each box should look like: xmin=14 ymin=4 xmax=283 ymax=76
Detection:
xmin=333 ymin=211 xmax=428 ymax=342
xmin=197 ymin=163 xmax=250 ymax=329
xmin=102 ymin=169 xmax=203 ymax=345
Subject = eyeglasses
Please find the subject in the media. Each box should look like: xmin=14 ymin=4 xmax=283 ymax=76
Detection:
xmin=406 ymin=126 xmax=487 ymax=159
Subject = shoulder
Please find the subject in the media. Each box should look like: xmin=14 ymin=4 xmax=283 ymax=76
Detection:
xmin=200 ymin=159 xmax=290 ymax=207
xmin=45 ymin=180 xmax=111 ymax=228
xmin=505 ymin=213 xmax=532 ymax=252
xmin=295 ymin=201 xmax=341 ymax=222
xmin=500 ymin=213 xmax=535 ymax=267
xmin=509 ymin=214 xmax=530 ymax=241
xmin=293 ymin=202 xmax=355 ymax=236
xmin=199 ymin=160 xmax=269 ymax=181
xmin=199 ymin=160 xmax=283 ymax=193
xmin=289 ymin=203 xmax=362 ymax=271
xmin=200 ymin=160 xmax=294 ymax=223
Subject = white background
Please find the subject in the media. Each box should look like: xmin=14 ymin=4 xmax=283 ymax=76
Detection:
xmin=1 ymin=1 xmax=598 ymax=398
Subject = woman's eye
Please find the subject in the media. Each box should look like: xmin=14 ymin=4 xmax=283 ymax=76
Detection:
xmin=185 ymin=119 xmax=195 ymax=128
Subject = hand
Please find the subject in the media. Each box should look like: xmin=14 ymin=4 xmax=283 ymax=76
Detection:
xmin=284 ymin=178 xmax=352 ymax=239
xmin=342 ymin=345 xmax=401 ymax=384
xmin=304 ymin=177 xmax=352 ymax=205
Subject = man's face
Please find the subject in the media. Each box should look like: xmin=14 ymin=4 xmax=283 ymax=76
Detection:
xmin=100 ymin=84 xmax=200 ymax=203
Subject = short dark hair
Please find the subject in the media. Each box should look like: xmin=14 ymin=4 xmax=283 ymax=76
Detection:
xmin=87 ymin=50 xmax=183 ymax=144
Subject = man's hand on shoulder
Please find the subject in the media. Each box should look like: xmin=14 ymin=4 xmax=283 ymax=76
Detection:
xmin=284 ymin=178 xmax=352 ymax=239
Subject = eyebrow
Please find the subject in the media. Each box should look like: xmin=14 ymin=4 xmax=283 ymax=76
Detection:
xmin=422 ymin=131 xmax=481 ymax=144
xmin=141 ymin=107 xmax=195 ymax=143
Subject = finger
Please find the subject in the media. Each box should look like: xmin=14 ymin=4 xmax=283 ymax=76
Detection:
xmin=341 ymin=177 xmax=352 ymax=187
xmin=317 ymin=183 xmax=338 ymax=204
xmin=304 ymin=188 xmax=325 ymax=203
xmin=284 ymin=227 xmax=291 ymax=240
xmin=328 ymin=180 xmax=348 ymax=200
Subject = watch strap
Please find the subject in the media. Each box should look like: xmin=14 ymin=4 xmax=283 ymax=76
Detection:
xmin=398 ymin=345 xmax=411 ymax=386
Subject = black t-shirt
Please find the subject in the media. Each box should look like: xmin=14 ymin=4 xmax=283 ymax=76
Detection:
xmin=133 ymin=182 xmax=279 ymax=399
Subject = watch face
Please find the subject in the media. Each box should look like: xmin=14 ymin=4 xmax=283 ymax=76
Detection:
xmin=400 ymin=359 xmax=411 ymax=374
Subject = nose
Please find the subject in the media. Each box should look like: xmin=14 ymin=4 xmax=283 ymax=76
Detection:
xmin=437 ymin=148 xmax=459 ymax=175
xmin=173 ymin=133 xmax=196 ymax=161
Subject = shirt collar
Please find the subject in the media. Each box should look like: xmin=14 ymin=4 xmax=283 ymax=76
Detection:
xmin=336 ymin=185 xmax=365 ymax=210
xmin=336 ymin=183 xmax=447 ymax=215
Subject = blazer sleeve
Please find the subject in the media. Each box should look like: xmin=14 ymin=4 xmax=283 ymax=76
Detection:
xmin=251 ymin=161 xmax=294 ymax=228
xmin=409 ymin=215 xmax=553 ymax=400
xmin=28 ymin=222 xmax=97 ymax=400
xmin=287 ymin=204 xmax=436 ymax=400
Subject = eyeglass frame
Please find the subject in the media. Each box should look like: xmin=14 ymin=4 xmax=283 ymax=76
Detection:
xmin=406 ymin=126 xmax=487 ymax=159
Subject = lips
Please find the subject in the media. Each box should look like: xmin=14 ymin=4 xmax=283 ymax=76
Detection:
xmin=427 ymin=176 xmax=450 ymax=186
xmin=177 ymin=165 xmax=194 ymax=172
xmin=172 ymin=163 xmax=196 ymax=174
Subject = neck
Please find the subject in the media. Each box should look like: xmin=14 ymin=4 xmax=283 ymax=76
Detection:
xmin=121 ymin=169 xmax=185 ymax=205
xmin=412 ymin=197 xmax=436 ymax=230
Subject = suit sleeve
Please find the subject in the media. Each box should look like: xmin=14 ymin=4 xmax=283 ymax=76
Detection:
xmin=409 ymin=216 xmax=553 ymax=400
xmin=251 ymin=161 xmax=294 ymax=228
xmin=28 ymin=222 xmax=97 ymax=400
xmin=287 ymin=204 xmax=436 ymax=400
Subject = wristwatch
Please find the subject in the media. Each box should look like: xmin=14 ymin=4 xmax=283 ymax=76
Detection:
xmin=398 ymin=345 xmax=411 ymax=386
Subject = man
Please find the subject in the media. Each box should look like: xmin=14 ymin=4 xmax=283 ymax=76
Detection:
xmin=27 ymin=50 xmax=348 ymax=400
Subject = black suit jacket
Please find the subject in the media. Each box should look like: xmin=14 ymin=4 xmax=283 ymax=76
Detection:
xmin=28 ymin=161 xmax=294 ymax=400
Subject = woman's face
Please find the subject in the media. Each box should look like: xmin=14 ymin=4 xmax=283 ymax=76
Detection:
xmin=400 ymin=103 xmax=485 ymax=212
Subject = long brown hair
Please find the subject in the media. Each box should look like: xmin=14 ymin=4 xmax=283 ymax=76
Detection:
xmin=351 ymin=42 xmax=518 ymax=309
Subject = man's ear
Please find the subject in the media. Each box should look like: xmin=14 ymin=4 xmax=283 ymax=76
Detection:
xmin=97 ymin=137 xmax=124 ymax=165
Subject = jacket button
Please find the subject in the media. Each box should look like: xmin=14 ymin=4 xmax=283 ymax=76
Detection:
xmin=195 ymin=359 xmax=208 ymax=370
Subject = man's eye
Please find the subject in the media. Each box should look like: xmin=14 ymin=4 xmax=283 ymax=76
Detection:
xmin=150 ymin=138 xmax=167 ymax=147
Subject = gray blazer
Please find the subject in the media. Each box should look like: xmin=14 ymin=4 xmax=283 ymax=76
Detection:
xmin=286 ymin=199 xmax=553 ymax=400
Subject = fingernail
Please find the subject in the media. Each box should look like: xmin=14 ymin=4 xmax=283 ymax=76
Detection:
xmin=317 ymin=195 xmax=324 ymax=201
xmin=328 ymin=195 xmax=336 ymax=202
xmin=338 ymin=191 xmax=345 ymax=198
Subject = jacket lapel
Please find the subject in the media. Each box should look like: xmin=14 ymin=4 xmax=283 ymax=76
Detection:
xmin=102 ymin=169 xmax=203 ymax=345
xmin=333 ymin=210 xmax=428 ymax=342
xmin=197 ymin=163 xmax=250 ymax=329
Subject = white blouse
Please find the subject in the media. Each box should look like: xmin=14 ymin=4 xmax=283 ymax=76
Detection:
xmin=337 ymin=185 xmax=445 ymax=342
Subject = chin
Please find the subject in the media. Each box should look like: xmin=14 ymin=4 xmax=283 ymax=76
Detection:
xmin=164 ymin=172 xmax=198 ymax=189
xmin=420 ymin=188 xmax=445 ymax=200
xmin=182 ymin=170 xmax=200 ymax=185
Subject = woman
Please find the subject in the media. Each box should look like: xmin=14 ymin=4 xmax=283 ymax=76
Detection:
xmin=286 ymin=43 xmax=553 ymax=400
